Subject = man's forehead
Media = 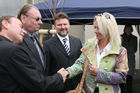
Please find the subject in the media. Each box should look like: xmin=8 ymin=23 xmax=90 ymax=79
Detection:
xmin=11 ymin=18 xmax=21 ymax=24
xmin=27 ymin=7 xmax=40 ymax=14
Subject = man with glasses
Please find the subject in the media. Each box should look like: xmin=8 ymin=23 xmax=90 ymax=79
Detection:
xmin=18 ymin=4 xmax=45 ymax=69
xmin=17 ymin=4 xmax=68 ymax=93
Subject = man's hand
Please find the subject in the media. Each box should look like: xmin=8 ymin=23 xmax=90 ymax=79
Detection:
xmin=57 ymin=68 xmax=69 ymax=83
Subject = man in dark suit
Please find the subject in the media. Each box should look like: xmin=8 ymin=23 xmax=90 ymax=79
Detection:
xmin=17 ymin=4 xmax=46 ymax=73
xmin=43 ymin=12 xmax=82 ymax=93
xmin=120 ymin=25 xmax=137 ymax=93
xmin=0 ymin=16 xmax=67 ymax=93
xmin=17 ymin=4 xmax=67 ymax=92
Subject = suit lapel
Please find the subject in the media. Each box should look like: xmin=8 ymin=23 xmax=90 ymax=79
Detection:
xmin=24 ymin=35 xmax=39 ymax=58
xmin=34 ymin=36 xmax=46 ymax=68
xmin=53 ymin=35 xmax=69 ymax=56
xmin=69 ymin=36 xmax=74 ymax=56
xmin=24 ymin=34 xmax=45 ymax=69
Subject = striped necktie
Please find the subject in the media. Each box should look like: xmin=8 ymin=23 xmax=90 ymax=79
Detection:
xmin=30 ymin=35 xmax=44 ymax=66
xmin=63 ymin=38 xmax=70 ymax=55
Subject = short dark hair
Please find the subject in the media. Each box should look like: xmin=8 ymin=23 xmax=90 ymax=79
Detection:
xmin=124 ymin=24 xmax=133 ymax=32
xmin=0 ymin=16 xmax=14 ymax=31
xmin=17 ymin=4 xmax=38 ymax=20
xmin=54 ymin=12 xmax=69 ymax=24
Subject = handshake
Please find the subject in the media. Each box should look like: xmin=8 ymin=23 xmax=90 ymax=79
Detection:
xmin=57 ymin=68 xmax=69 ymax=83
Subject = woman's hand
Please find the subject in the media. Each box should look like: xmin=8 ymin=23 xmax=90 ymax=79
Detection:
xmin=89 ymin=64 xmax=98 ymax=76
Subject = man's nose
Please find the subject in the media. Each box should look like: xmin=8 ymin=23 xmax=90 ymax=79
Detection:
xmin=61 ymin=25 xmax=65 ymax=28
xmin=38 ymin=19 xmax=43 ymax=24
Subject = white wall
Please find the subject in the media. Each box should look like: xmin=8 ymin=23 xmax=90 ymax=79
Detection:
xmin=69 ymin=25 xmax=84 ymax=43
xmin=0 ymin=0 xmax=27 ymax=16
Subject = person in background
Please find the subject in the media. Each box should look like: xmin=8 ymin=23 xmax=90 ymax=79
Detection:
xmin=120 ymin=25 xmax=137 ymax=93
xmin=43 ymin=12 xmax=82 ymax=93
xmin=65 ymin=12 xmax=129 ymax=93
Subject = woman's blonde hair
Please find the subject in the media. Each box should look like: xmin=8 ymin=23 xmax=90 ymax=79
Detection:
xmin=94 ymin=12 xmax=121 ymax=46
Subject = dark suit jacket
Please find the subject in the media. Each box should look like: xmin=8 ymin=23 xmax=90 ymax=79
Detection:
xmin=0 ymin=35 xmax=64 ymax=93
xmin=20 ymin=34 xmax=46 ymax=71
xmin=43 ymin=35 xmax=82 ymax=93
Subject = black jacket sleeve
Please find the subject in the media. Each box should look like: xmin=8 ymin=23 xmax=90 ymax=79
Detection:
xmin=8 ymin=47 xmax=64 ymax=93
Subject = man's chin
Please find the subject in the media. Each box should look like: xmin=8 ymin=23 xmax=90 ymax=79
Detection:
xmin=35 ymin=28 xmax=40 ymax=31
xmin=18 ymin=38 xmax=24 ymax=43
xmin=58 ymin=33 xmax=67 ymax=37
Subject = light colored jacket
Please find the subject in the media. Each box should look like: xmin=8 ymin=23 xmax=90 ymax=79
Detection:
xmin=67 ymin=38 xmax=129 ymax=93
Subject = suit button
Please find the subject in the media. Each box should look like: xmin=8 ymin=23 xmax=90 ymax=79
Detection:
xmin=105 ymin=88 xmax=108 ymax=90
xmin=104 ymin=68 xmax=107 ymax=70
xmin=105 ymin=61 xmax=108 ymax=63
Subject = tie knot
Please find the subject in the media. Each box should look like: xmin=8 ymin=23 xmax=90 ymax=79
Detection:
xmin=63 ymin=38 xmax=67 ymax=44
xmin=30 ymin=35 xmax=35 ymax=41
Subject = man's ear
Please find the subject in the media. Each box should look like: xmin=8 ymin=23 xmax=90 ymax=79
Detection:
xmin=20 ymin=14 xmax=26 ymax=24
xmin=54 ymin=24 xmax=56 ymax=29
xmin=1 ymin=20 xmax=9 ymax=30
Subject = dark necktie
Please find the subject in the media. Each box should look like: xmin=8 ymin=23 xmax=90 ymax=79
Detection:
xmin=63 ymin=38 xmax=70 ymax=55
xmin=30 ymin=35 xmax=44 ymax=66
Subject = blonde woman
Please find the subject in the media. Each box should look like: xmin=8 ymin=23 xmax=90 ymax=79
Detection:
xmin=66 ymin=12 xmax=129 ymax=93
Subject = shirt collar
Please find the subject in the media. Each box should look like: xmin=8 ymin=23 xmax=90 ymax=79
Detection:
xmin=57 ymin=33 xmax=69 ymax=42
xmin=95 ymin=39 xmax=111 ymax=53
xmin=24 ymin=29 xmax=36 ymax=37
xmin=24 ymin=29 xmax=31 ymax=37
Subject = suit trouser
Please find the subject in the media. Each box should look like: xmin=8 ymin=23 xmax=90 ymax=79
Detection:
xmin=93 ymin=87 xmax=99 ymax=93
xmin=120 ymin=75 xmax=133 ymax=93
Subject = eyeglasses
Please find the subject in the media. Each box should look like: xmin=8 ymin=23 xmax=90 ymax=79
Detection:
xmin=25 ymin=14 xmax=42 ymax=21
